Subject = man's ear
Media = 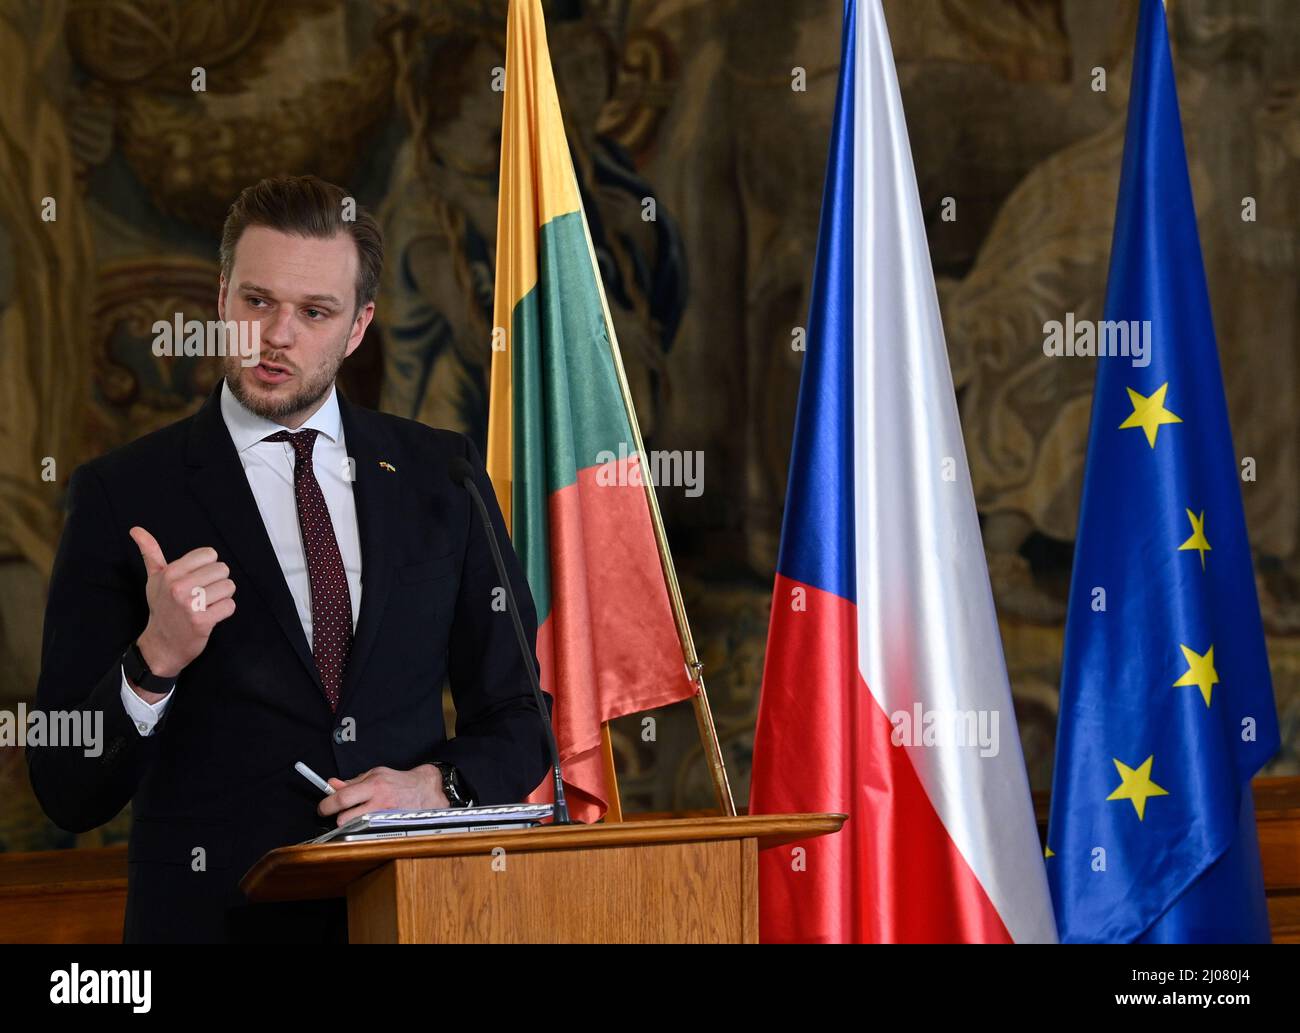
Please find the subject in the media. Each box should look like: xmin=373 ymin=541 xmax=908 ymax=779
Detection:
xmin=345 ymin=301 xmax=375 ymax=358
xmin=217 ymin=275 xmax=228 ymax=321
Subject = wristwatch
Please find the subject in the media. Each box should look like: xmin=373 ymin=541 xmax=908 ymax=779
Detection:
xmin=433 ymin=762 xmax=474 ymax=808
xmin=121 ymin=640 xmax=177 ymax=694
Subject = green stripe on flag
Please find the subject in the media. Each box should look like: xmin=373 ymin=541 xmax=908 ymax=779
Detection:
xmin=510 ymin=210 xmax=638 ymax=621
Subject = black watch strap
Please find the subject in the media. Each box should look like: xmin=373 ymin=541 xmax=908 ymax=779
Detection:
xmin=121 ymin=641 xmax=177 ymax=694
xmin=433 ymin=762 xmax=474 ymax=808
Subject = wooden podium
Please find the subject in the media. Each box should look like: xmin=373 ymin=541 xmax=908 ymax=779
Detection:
xmin=240 ymin=813 xmax=844 ymax=943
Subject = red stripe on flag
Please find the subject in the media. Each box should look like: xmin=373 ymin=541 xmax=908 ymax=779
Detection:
xmin=752 ymin=574 xmax=1011 ymax=942
xmin=528 ymin=454 xmax=697 ymax=822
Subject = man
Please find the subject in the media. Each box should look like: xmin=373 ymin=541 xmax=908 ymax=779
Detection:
xmin=26 ymin=175 xmax=552 ymax=943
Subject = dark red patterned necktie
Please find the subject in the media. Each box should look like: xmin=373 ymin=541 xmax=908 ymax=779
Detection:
xmin=263 ymin=429 xmax=352 ymax=711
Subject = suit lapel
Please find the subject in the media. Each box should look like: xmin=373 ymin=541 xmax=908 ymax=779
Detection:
xmin=185 ymin=381 xmax=325 ymax=701
xmin=184 ymin=381 xmax=401 ymax=716
xmin=335 ymin=390 xmax=400 ymax=713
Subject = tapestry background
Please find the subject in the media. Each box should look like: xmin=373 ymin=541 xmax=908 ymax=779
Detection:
xmin=2 ymin=0 xmax=1297 ymax=851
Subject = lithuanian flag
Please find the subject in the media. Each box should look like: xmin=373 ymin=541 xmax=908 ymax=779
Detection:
xmin=486 ymin=0 xmax=698 ymax=822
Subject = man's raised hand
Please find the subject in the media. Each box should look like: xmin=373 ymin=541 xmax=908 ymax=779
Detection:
xmin=130 ymin=526 xmax=237 ymax=682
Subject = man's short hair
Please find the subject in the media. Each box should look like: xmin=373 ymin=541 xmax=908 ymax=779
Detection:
xmin=219 ymin=175 xmax=384 ymax=314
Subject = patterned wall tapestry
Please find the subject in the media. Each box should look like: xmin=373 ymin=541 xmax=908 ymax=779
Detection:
xmin=1 ymin=0 xmax=1297 ymax=851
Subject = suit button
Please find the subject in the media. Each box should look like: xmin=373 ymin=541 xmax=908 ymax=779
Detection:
xmin=332 ymin=727 xmax=346 ymax=745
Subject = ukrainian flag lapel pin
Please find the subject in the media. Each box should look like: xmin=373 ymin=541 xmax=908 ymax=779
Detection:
xmin=378 ymin=460 xmax=396 ymax=473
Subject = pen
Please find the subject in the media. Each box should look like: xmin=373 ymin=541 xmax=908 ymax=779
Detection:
xmin=295 ymin=760 xmax=335 ymax=796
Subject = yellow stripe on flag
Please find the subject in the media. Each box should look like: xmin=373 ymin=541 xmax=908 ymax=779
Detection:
xmin=487 ymin=0 xmax=583 ymax=532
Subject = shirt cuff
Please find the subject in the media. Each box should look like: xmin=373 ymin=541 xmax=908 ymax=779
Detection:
xmin=120 ymin=666 xmax=175 ymax=736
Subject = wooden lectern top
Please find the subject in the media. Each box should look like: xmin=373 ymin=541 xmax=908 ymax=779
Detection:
xmin=241 ymin=812 xmax=845 ymax=903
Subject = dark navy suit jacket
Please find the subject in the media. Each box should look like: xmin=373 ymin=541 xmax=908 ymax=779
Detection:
xmin=26 ymin=379 xmax=551 ymax=942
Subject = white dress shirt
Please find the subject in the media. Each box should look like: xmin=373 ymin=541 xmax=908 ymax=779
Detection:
xmin=120 ymin=379 xmax=363 ymax=735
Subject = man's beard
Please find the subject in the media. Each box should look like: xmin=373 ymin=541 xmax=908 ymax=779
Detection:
xmin=224 ymin=346 xmax=344 ymax=424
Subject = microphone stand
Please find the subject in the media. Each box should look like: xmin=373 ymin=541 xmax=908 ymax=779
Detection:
xmin=453 ymin=461 xmax=571 ymax=825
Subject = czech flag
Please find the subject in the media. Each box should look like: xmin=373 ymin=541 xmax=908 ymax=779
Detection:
xmin=749 ymin=0 xmax=1057 ymax=943
xmin=486 ymin=0 xmax=697 ymax=822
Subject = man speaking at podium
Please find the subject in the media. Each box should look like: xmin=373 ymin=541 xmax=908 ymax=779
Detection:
xmin=26 ymin=175 xmax=553 ymax=943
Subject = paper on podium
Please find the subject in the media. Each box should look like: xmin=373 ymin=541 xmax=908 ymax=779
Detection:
xmin=307 ymin=803 xmax=555 ymax=844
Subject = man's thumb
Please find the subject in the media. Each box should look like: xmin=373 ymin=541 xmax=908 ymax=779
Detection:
xmin=129 ymin=526 xmax=167 ymax=574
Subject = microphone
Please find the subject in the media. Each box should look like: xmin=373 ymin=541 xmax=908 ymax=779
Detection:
xmin=448 ymin=456 xmax=571 ymax=825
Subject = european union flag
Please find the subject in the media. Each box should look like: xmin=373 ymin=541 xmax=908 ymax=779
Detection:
xmin=1045 ymin=0 xmax=1280 ymax=943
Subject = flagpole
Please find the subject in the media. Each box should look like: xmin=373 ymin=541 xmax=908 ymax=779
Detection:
xmin=575 ymin=204 xmax=737 ymax=818
xmin=599 ymin=726 xmax=625 ymax=822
